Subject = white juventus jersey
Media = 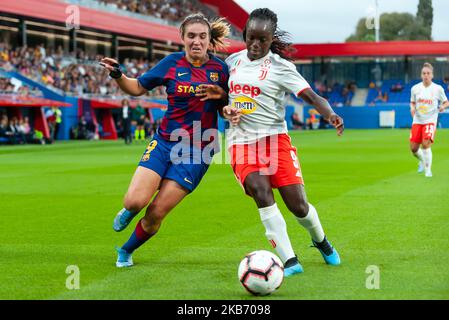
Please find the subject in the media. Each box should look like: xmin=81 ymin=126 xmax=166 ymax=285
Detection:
xmin=225 ymin=50 xmax=310 ymax=145
xmin=410 ymin=82 xmax=448 ymax=125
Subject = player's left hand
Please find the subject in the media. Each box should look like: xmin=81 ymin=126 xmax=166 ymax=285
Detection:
xmin=196 ymin=84 xmax=226 ymax=101
xmin=439 ymin=106 xmax=445 ymax=113
xmin=223 ymin=105 xmax=242 ymax=125
xmin=328 ymin=113 xmax=344 ymax=136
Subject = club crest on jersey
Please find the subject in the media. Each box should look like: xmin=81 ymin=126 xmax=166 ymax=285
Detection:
xmin=232 ymin=96 xmax=257 ymax=114
xmin=259 ymin=58 xmax=271 ymax=80
xmin=209 ymin=72 xmax=219 ymax=82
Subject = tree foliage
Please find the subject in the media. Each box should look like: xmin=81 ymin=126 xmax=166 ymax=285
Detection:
xmin=346 ymin=0 xmax=433 ymax=42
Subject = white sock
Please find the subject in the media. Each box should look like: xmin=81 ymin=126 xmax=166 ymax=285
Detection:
xmin=422 ymin=148 xmax=432 ymax=172
xmin=259 ymin=203 xmax=296 ymax=263
xmin=296 ymin=203 xmax=325 ymax=243
xmin=413 ymin=148 xmax=424 ymax=163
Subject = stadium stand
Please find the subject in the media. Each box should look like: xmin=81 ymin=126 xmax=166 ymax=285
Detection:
xmin=2 ymin=0 xmax=449 ymax=143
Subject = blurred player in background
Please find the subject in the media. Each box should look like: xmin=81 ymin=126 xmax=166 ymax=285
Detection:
xmin=100 ymin=13 xmax=231 ymax=268
xmin=121 ymin=98 xmax=132 ymax=144
xmin=410 ymin=62 xmax=449 ymax=177
xmin=199 ymin=8 xmax=343 ymax=277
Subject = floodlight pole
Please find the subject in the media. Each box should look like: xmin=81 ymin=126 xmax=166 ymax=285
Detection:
xmin=374 ymin=0 xmax=382 ymax=87
xmin=375 ymin=0 xmax=380 ymax=43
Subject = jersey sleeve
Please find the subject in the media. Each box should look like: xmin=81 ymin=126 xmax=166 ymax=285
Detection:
xmin=410 ymin=86 xmax=417 ymax=103
xmin=224 ymin=53 xmax=237 ymax=69
xmin=137 ymin=54 xmax=174 ymax=91
xmin=439 ymin=85 xmax=448 ymax=103
xmin=280 ymin=62 xmax=311 ymax=96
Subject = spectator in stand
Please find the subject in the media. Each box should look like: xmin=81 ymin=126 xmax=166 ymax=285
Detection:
xmin=19 ymin=116 xmax=45 ymax=144
xmin=390 ymin=82 xmax=404 ymax=92
xmin=0 ymin=116 xmax=11 ymax=144
xmin=306 ymin=109 xmax=320 ymax=130
xmin=344 ymin=82 xmax=357 ymax=106
xmin=443 ymin=77 xmax=449 ymax=91
xmin=76 ymin=115 xmax=97 ymax=140
xmin=0 ymin=42 xmax=165 ymax=98
xmin=291 ymin=112 xmax=304 ymax=130
xmin=8 ymin=116 xmax=25 ymax=144
xmin=372 ymin=88 xmax=388 ymax=104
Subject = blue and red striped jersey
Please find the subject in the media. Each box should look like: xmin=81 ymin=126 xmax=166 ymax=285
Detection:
xmin=137 ymin=52 xmax=229 ymax=146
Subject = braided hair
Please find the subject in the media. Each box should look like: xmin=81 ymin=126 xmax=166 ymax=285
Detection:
xmin=243 ymin=8 xmax=294 ymax=60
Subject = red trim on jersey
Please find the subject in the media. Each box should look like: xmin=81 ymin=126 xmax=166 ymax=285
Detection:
xmin=296 ymin=87 xmax=312 ymax=97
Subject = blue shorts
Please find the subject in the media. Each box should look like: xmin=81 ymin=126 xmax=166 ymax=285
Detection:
xmin=138 ymin=134 xmax=210 ymax=192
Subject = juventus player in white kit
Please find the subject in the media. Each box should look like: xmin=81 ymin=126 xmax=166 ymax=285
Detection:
xmin=199 ymin=8 xmax=344 ymax=277
xmin=410 ymin=63 xmax=449 ymax=177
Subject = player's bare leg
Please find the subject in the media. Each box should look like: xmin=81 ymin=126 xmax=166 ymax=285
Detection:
xmin=244 ymin=172 xmax=302 ymax=276
xmin=140 ymin=179 xmax=188 ymax=235
xmin=113 ymin=166 xmax=161 ymax=232
xmin=410 ymin=142 xmax=425 ymax=173
xmin=421 ymin=139 xmax=433 ymax=177
xmin=279 ymin=184 xmax=340 ymax=266
xmin=117 ymin=179 xmax=188 ymax=267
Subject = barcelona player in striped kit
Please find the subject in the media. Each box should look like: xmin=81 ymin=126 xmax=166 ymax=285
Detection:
xmin=100 ymin=14 xmax=231 ymax=267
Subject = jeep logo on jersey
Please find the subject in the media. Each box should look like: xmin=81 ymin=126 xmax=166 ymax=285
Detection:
xmin=232 ymin=96 xmax=257 ymax=114
xmin=229 ymin=81 xmax=261 ymax=98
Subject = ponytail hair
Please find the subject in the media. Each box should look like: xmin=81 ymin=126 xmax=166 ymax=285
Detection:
xmin=179 ymin=13 xmax=230 ymax=53
xmin=243 ymin=8 xmax=294 ymax=60
xmin=209 ymin=17 xmax=231 ymax=52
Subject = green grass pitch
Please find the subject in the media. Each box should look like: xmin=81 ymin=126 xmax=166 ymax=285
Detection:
xmin=1 ymin=129 xmax=448 ymax=300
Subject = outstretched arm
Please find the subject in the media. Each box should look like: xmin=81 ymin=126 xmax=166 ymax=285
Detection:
xmin=299 ymin=88 xmax=344 ymax=136
xmin=100 ymin=57 xmax=147 ymax=96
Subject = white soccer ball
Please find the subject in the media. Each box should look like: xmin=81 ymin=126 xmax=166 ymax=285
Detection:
xmin=238 ymin=250 xmax=284 ymax=296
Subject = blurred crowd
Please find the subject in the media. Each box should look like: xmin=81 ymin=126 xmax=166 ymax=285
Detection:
xmin=97 ymin=0 xmax=208 ymax=23
xmin=313 ymin=80 xmax=357 ymax=107
xmin=0 ymin=111 xmax=45 ymax=145
xmin=95 ymin=0 xmax=242 ymax=39
xmin=0 ymin=42 xmax=165 ymax=97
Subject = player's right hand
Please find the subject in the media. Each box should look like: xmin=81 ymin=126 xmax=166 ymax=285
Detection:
xmin=328 ymin=113 xmax=344 ymax=136
xmin=223 ymin=105 xmax=242 ymax=126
